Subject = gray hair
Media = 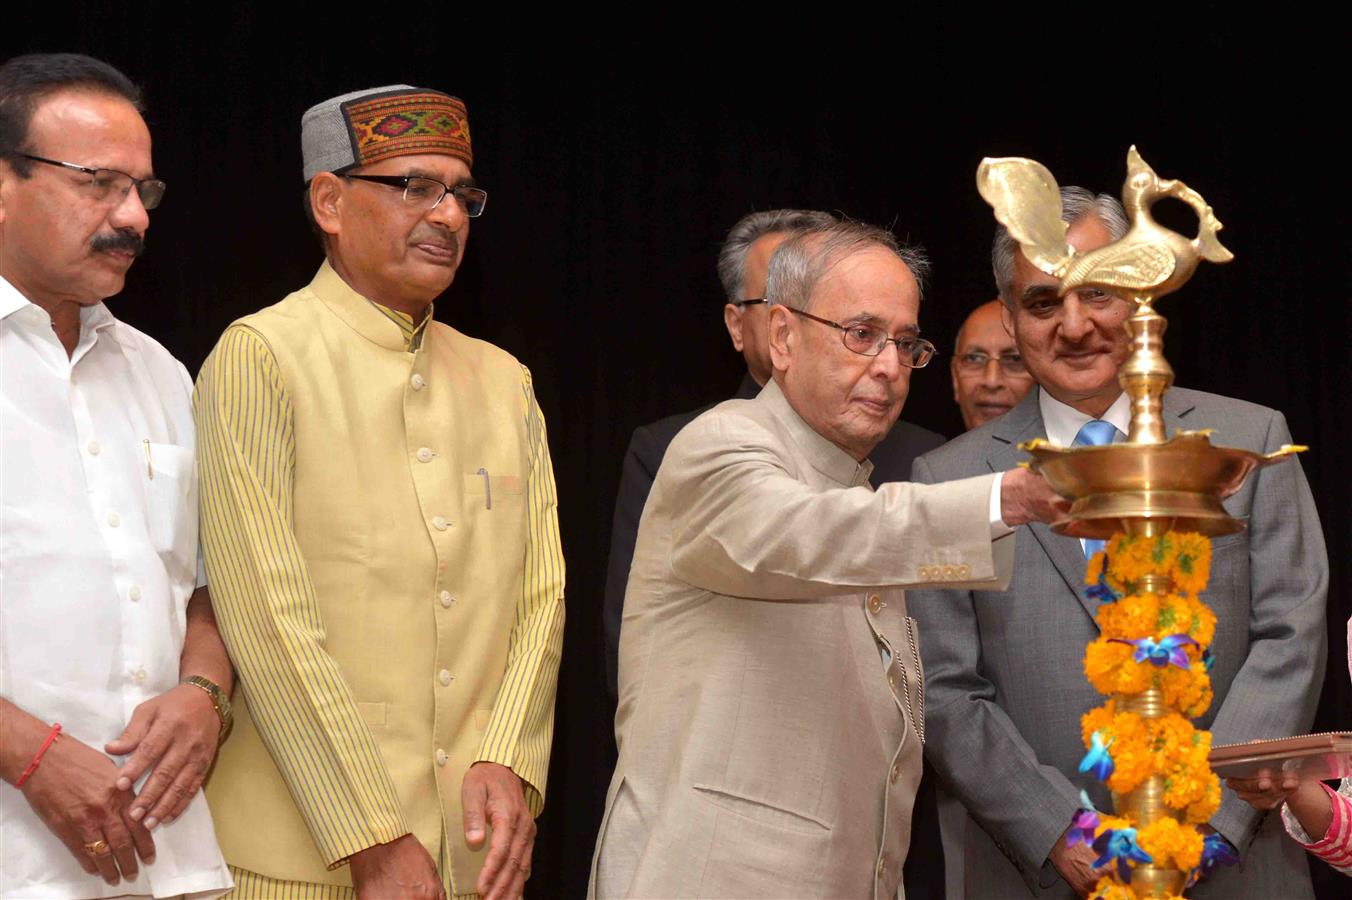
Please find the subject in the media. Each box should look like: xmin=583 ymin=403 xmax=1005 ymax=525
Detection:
xmin=716 ymin=209 xmax=838 ymax=302
xmin=992 ymin=186 xmax=1128 ymax=305
xmin=765 ymin=220 xmax=931 ymax=312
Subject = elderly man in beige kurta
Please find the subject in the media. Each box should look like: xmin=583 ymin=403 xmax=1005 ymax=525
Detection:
xmin=589 ymin=222 xmax=1068 ymax=899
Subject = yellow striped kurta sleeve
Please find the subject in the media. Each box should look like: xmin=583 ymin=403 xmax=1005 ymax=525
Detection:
xmin=195 ymin=325 xmax=409 ymax=865
xmin=473 ymin=365 xmax=566 ymax=815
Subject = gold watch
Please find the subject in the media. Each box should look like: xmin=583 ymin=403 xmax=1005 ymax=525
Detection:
xmin=181 ymin=675 xmax=234 ymax=745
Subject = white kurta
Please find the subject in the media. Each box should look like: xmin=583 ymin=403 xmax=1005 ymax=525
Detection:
xmin=0 ymin=275 xmax=231 ymax=899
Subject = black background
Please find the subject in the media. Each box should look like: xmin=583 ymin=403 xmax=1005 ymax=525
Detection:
xmin=7 ymin=15 xmax=1348 ymax=898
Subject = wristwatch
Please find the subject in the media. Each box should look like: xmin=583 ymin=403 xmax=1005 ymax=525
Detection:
xmin=181 ymin=675 xmax=234 ymax=745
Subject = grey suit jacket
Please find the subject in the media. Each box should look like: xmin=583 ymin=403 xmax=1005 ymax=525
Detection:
xmin=589 ymin=380 xmax=1012 ymax=899
xmin=908 ymin=387 xmax=1328 ymax=899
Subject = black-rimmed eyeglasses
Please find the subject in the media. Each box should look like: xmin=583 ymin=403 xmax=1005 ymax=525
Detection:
xmin=733 ymin=298 xmax=767 ymax=308
xmin=13 ymin=153 xmax=166 ymax=209
xmin=341 ymin=174 xmax=487 ymax=217
xmin=786 ymin=306 xmax=936 ymax=368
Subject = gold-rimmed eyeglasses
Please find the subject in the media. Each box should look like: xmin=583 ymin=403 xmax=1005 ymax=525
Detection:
xmin=786 ymin=306 xmax=936 ymax=368
xmin=954 ymin=351 xmax=1028 ymax=375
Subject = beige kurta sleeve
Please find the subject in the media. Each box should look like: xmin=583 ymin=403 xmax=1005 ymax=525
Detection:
xmin=195 ymin=325 xmax=409 ymax=866
xmin=473 ymin=366 xmax=566 ymax=815
xmin=667 ymin=405 xmax=1014 ymax=600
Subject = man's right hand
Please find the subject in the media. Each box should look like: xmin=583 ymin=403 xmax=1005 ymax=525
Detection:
xmin=19 ymin=732 xmax=156 ymax=887
xmin=1048 ymin=832 xmax=1105 ymax=898
xmin=999 ymin=466 xmax=1072 ymax=527
xmin=349 ymin=833 xmax=445 ymax=900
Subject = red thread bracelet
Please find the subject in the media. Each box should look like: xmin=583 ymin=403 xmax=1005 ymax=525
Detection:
xmin=15 ymin=723 xmax=62 ymax=788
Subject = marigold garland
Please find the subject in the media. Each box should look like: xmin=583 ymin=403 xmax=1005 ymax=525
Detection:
xmin=1073 ymin=530 xmax=1227 ymax=897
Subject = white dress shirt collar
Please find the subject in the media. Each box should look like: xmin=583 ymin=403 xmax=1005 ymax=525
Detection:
xmin=0 ymin=273 xmax=26 ymax=318
xmin=0 ymin=274 xmax=120 ymax=358
xmin=1039 ymin=388 xmax=1132 ymax=446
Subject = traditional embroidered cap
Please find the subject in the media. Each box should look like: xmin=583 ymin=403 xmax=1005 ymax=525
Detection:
xmin=301 ymin=84 xmax=472 ymax=182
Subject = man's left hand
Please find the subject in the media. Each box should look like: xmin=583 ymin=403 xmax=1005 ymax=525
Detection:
xmin=463 ymin=762 xmax=535 ymax=900
xmin=104 ymin=684 xmax=222 ymax=829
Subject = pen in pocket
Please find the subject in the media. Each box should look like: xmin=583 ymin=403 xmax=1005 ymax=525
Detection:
xmin=143 ymin=439 xmax=153 ymax=479
xmin=477 ymin=467 xmax=491 ymax=510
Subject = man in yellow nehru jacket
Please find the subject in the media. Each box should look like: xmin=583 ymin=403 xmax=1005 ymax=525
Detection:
xmin=196 ymin=85 xmax=565 ymax=900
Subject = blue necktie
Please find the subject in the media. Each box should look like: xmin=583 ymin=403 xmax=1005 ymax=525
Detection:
xmin=1073 ymin=420 xmax=1120 ymax=558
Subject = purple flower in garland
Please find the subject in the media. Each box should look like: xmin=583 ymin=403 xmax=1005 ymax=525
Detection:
xmin=1108 ymin=633 xmax=1197 ymax=669
xmin=1091 ymin=826 xmax=1153 ymax=882
xmin=1065 ymin=807 xmax=1100 ymax=848
xmin=1078 ymin=731 xmax=1114 ymax=781
xmin=1200 ymin=831 xmax=1239 ymax=877
xmin=1085 ymin=565 xmax=1121 ymax=605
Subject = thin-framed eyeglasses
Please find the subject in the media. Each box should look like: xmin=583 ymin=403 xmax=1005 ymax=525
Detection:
xmin=13 ymin=153 xmax=166 ymax=209
xmin=733 ymin=298 xmax=766 ymax=308
xmin=954 ymin=351 xmax=1028 ymax=376
xmin=786 ymin=306 xmax=936 ymax=368
xmin=341 ymin=173 xmax=487 ymax=217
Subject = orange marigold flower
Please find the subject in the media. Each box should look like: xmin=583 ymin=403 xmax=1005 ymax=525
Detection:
xmin=1085 ymin=639 xmax=1152 ymax=695
xmin=1138 ymin=818 xmax=1205 ymax=871
xmin=1086 ymin=551 xmax=1107 ymax=585
xmin=1185 ymin=778 xmax=1221 ymax=824
xmin=1082 ymin=703 xmax=1117 ymax=748
xmin=1097 ymin=592 xmax=1161 ymax=640
xmin=1106 ymin=742 xmax=1152 ymax=793
xmin=1171 ymin=533 xmax=1212 ymax=596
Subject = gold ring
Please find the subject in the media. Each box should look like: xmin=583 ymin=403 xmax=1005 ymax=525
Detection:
xmin=83 ymin=839 xmax=111 ymax=856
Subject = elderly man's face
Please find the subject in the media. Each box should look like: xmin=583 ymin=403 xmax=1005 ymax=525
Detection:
xmin=0 ymin=90 xmax=153 ymax=308
xmin=326 ymin=152 xmax=472 ymax=310
xmin=772 ymin=246 xmax=920 ymax=461
xmin=950 ymin=299 xmax=1034 ymax=430
xmin=1007 ymin=215 xmax=1132 ymax=417
xmin=723 ymin=231 xmax=789 ymax=386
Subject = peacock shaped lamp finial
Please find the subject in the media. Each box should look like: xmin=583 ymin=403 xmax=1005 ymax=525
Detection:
xmin=977 ymin=147 xmax=1233 ymax=445
xmin=973 ymin=147 xmax=1302 ymax=541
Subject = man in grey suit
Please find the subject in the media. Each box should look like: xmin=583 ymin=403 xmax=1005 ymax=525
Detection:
xmin=590 ymin=221 xmax=1069 ymax=899
xmin=908 ymin=187 xmax=1328 ymax=898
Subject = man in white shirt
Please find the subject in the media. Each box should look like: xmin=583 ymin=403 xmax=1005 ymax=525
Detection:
xmin=907 ymin=187 xmax=1327 ymax=898
xmin=0 ymin=53 xmax=234 ymax=898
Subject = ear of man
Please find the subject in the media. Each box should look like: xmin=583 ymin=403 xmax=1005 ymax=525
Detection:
xmin=767 ymin=304 xmax=796 ymax=373
xmin=722 ymin=304 xmax=746 ymax=353
xmin=309 ymin=173 xmax=343 ymax=239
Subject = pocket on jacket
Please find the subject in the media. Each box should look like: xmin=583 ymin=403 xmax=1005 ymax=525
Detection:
xmin=692 ymin=782 xmax=831 ymax=835
xmin=694 ymin=783 xmax=830 ymax=897
xmin=357 ymin=701 xmax=387 ymax=727
xmin=140 ymin=441 xmax=197 ymax=582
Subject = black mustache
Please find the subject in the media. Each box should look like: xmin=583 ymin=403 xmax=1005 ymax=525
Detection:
xmin=91 ymin=231 xmax=145 ymax=257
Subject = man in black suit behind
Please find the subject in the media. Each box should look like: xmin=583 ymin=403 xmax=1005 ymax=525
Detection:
xmin=601 ymin=209 xmax=948 ymax=896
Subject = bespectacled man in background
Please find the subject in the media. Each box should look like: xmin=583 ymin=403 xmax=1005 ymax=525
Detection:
xmin=950 ymin=298 xmax=1034 ymax=431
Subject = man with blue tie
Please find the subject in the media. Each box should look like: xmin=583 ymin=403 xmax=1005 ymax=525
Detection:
xmin=907 ymin=187 xmax=1327 ymax=898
